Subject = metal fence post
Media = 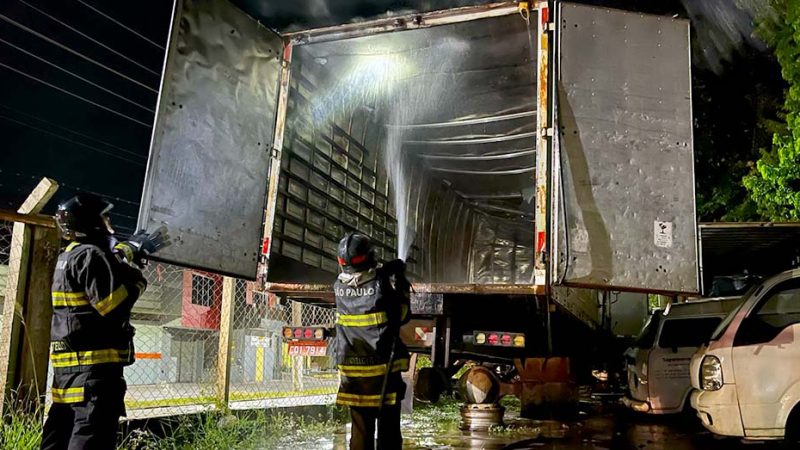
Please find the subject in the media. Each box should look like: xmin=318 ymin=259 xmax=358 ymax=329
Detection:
xmin=0 ymin=178 xmax=59 ymax=415
xmin=216 ymin=276 xmax=235 ymax=408
xmin=291 ymin=301 xmax=304 ymax=392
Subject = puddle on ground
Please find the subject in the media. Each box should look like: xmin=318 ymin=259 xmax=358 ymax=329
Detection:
xmin=275 ymin=408 xmax=566 ymax=450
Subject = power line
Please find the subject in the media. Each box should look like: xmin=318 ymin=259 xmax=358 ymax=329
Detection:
xmin=0 ymin=13 xmax=158 ymax=94
xmin=6 ymin=171 xmax=141 ymax=206
xmin=0 ymin=103 xmax=146 ymax=160
xmin=75 ymin=0 xmax=166 ymax=51
xmin=0 ymin=37 xmax=155 ymax=113
xmin=0 ymin=61 xmax=152 ymax=127
xmin=17 ymin=0 xmax=161 ymax=77
xmin=0 ymin=114 xmax=146 ymax=166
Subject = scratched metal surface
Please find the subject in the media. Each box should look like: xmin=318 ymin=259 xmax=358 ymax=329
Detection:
xmin=138 ymin=0 xmax=282 ymax=279
xmin=555 ymin=3 xmax=698 ymax=294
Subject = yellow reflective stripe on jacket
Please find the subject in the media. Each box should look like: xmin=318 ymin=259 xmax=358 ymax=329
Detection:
xmin=52 ymin=291 xmax=90 ymax=307
xmin=114 ymin=242 xmax=134 ymax=262
xmin=400 ymin=304 xmax=409 ymax=321
xmin=336 ymin=311 xmax=388 ymax=327
xmin=51 ymin=386 xmax=85 ymax=404
xmin=50 ymin=348 xmax=131 ymax=368
xmin=336 ymin=392 xmax=397 ymax=407
xmin=65 ymin=242 xmax=80 ymax=251
xmin=338 ymin=358 xmax=410 ymax=377
xmin=94 ymin=285 xmax=129 ymax=316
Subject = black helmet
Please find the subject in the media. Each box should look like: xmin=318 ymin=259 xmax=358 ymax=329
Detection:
xmin=55 ymin=193 xmax=114 ymax=238
xmin=337 ymin=232 xmax=376 ymax=273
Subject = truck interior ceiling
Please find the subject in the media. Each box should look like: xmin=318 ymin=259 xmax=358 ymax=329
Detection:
xmin=267 ymin=14 xmax=539 ymax=286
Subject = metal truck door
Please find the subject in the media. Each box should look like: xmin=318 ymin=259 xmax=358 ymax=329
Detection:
xmin=553 ymin=3 xmax=698 ymax=293
xmin=138 ymin=0 xmax=283 ymax=279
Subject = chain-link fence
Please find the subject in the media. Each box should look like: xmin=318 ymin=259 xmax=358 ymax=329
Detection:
xmin=228 ymin=289 xmax=337 ymax=410
xmin=0 ymin=217 xmax=337 ymax=419
xmin=119 ymin=263 xmax=337 ymax=418
xmin=0 ymin=220 xmax=12 ymax=331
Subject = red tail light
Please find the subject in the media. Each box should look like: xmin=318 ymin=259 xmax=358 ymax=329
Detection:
xmin=487 ymin=334 xmax=499 ymax=345
xmin=304 ymin=328 xmax=313 ymax=339
xmin=501 ymin=335 xmax=512 ymax=346
xmin=294 ymin=329 xmax=303 ymax=338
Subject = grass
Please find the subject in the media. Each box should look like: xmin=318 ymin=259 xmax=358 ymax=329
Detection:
xmin=1 ymin=406 xmax=43 ymax=450
xmin=120 ymin=408 xmax=347 ymax=449
xmin=1 ymin=404 xmax=347 ymax=450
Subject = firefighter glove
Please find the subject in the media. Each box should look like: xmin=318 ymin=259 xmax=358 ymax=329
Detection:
xmin=116 ymin=226 xmax=171 ymax=267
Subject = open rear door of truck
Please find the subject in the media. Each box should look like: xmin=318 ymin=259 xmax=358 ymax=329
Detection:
xmin=553 ymin=3 xmax=699 ymax=294
xmin=138 ymin=0 xmax=284 ymax=279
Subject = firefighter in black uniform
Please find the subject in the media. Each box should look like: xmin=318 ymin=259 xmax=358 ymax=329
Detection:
xmin=41 ymin=193 xmax=168 ymax=450
xmin=334 ymin=232 xmax=411 ymax=450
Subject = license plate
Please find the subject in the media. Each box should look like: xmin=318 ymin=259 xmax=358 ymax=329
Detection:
xmin=287 ymin=341 xmax=328 ymax=356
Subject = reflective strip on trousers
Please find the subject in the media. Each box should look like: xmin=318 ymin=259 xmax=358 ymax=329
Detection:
xmin=338 ymin=358 xmax=410 ymax=377
xmin=336 ymin=311 xmax=388 ymax=327
xmin=50 ymin=348 xmax=131 ymax=368
xmin=336 ymin=392 xmax=397 ymax=407
xmin=52 ymin=291 xmax=90 ymax=307
xmin=51 ymin=386 xmax=85 ymax=404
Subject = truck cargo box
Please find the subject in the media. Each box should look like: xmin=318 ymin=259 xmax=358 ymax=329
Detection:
xmin=138 ymin=0 xmax=699 ymax=298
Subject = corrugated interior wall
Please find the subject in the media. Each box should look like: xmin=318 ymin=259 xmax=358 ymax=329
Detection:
xmin=268 ymin=14 xmax=538 ymax=285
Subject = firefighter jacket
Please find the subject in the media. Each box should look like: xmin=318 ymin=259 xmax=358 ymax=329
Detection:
xmin=49 ymin=238 xmax=147 ymax=404
xmin=334 ymin=264 xmax=411 ymax=408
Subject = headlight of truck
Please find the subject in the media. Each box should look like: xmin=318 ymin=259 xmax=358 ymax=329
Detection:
xmin=701 ymin=355 xmax=723 ymax=391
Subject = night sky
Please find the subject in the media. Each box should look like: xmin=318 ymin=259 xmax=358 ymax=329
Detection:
xmin=0 ymin=0 xmax=781 ymax=236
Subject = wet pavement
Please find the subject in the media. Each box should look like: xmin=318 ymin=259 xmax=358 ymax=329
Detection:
xmin=284 ymin=401 xmax=789 ymax=449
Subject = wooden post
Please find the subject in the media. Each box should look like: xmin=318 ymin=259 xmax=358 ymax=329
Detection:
xmin=0 ymin=178 xmax=59 ymax=415
xmin=216 ymin=276 xmax=236 ymax=408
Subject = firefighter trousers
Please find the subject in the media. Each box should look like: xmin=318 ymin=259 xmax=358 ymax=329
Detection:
xmin=40 ymin=377 xmax=127 ymax=450
xmin=349 ymin=404 xmax=402 ymax=450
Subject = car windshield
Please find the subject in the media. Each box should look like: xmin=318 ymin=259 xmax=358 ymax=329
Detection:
xmin=708 ymin=288 xmax=756 ymax=342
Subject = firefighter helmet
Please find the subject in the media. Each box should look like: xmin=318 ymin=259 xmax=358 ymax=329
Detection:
xmin=55 ymin=193 xmax=115 ymax=238
xmin=337 ymin=232 xmax=376 ymax=273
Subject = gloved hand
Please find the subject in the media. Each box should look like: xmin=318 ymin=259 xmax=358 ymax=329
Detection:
xmin=115 ymin=226 xmax=170 ymax=267
xmin=383 ymin=258 xmax=406 ymax=276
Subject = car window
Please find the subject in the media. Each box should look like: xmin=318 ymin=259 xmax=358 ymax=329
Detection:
xmin=635 ymin=313 xmax=662 ymax=349
xmin=658 ymin=317 xmax=723 ymax=348
xmin=735 ymin=278 xmax=800 ymax=346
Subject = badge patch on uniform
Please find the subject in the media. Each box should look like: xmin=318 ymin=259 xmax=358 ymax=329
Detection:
xmin=50 ymin=340 xmax=68 ymax=352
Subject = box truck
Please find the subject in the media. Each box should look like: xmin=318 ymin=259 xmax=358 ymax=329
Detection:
xmin=137 ymin=0 xmax=698 ymax=407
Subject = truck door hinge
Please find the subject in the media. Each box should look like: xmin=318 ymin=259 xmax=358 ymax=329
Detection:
xmin=271 ymin=147 xmax=280 ymax=158
xmin=541 ymin=127 xmax=554 ymax=137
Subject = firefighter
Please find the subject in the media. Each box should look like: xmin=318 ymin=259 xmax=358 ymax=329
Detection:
xmin=334 ymin=232 xmax=411 ymax=450
xmin=41 ymin=193 xmax=169 ymax=450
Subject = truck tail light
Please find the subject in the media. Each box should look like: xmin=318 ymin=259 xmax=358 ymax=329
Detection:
xmin=473 ymin=331 xmax=525 ymax=347
xmin=282 ymin=327 xmax=331 ymax=341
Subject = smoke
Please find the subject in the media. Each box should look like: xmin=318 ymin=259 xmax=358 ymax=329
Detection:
xmin=680 ymin=0 xmax=777 ymax=74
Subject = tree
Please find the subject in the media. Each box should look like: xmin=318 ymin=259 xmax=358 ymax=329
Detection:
xmin=743 ymin=0 xmax=800 ymax=221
